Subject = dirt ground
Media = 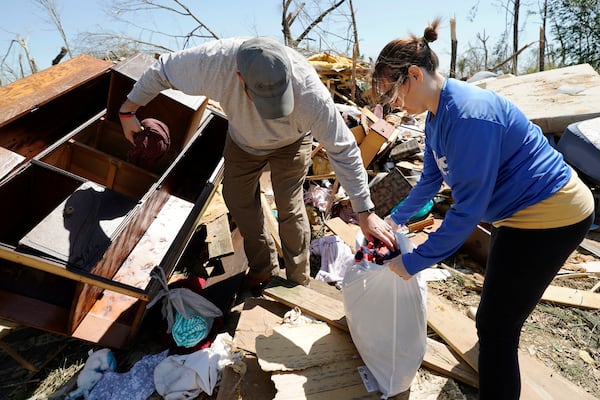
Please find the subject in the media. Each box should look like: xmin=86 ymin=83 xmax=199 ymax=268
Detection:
xmin=1 ymin=230 xmax=599 ymax=400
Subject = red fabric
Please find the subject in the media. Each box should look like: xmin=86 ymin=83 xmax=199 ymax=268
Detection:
xmin=127 ymin=118 xmax=170 ymax=168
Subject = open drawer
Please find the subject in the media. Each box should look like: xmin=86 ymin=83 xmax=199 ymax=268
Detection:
xmin=0 ymin=53 xmax=227 ymax=348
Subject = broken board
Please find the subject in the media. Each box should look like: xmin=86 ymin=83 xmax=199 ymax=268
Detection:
xmin=426 ymin=292 xmax=597 ymax=399
xmin=262 ymin=277 xmax=479 ymax=388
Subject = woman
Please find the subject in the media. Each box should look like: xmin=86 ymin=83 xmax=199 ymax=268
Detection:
xmin=373 ymin=19 xmax=595 ymax=399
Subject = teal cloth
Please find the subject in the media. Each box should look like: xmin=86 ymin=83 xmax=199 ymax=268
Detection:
xmin=172 ymin=311 xmax=214 ymax=348
xmin=391 ymin=198 xmax=434 ymax=222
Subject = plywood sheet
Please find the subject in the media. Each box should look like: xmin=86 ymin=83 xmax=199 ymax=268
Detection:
xmin=256 ymin=322 xmax=358 ymax=372
xmin=234 ymin=297 xmax=289 ymax=354
xmin=263 ymin=278 xmax=347 ymax=332
xmin=271 ymin=358 xmax=379 ymax=400
xmin=234 ymin=298 xmax=377 ymax=400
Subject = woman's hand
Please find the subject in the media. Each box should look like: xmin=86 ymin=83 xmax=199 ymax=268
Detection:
xmin=388 ymin=253 xmax=412 ymax=280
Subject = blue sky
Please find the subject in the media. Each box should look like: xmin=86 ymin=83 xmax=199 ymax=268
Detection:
xmin=1 ymin=0 xmax=542 ymax=75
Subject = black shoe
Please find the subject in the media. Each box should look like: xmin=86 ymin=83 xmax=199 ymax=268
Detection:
xmin=239 ymin=273 xmax=274 ymax=294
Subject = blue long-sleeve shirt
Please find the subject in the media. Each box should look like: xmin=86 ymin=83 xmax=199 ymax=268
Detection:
xmin=391 ymin=78 xmax=571 ymax=274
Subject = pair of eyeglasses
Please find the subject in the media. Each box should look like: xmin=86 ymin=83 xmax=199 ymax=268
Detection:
xmin=377 ymin=75 xmax=407 ymax=107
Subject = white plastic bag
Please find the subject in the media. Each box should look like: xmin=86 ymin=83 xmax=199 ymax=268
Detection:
xmin=146 ymin=267 xmax=223 ymax=347
xmin=342 ymin=231 xmax=427 ymax=398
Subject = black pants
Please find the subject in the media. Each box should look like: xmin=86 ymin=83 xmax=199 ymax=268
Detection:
xmin=475 ymin=213 xmax=594 ymax=399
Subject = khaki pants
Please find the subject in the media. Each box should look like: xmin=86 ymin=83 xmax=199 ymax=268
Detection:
xmin=222 ymin=134 xmax=312 ymax=286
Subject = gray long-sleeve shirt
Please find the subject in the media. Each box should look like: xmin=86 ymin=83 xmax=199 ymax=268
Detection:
xmin=127 ymin=37 xmax=374 ymax=212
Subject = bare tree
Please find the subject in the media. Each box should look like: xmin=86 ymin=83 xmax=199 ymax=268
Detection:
xmin=538 ymin=0 xmax=548 ymax=71
xmin=512 ymin=0 xmax=520 ymax=73
xmin=35 ymin=0 xmax=72 ymax=61
xmin=348 ymin=0 xmax=359 ymax=102
xmin=282 ymin=0 xmax=348 ymax=50
xmin=16 ymin=37 xmax=37 ymax=75
xmin=476 ymin=31 xmax=490 ymax=69
xmin=450 ymin=18 xmax=457 ymax=78
xmin=106 ymin=0 xmax=219 ymax=49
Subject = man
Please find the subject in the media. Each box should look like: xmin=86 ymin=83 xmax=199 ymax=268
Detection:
xmin=119 ymin=36 xmax=395 ymax=289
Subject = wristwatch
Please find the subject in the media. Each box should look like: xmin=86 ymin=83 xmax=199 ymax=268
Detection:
xmin=358 ymin=208 xmax=376 ymax=214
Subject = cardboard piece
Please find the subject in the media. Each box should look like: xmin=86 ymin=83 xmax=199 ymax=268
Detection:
xmin=351 ymin=116 xmax=397 ymax=167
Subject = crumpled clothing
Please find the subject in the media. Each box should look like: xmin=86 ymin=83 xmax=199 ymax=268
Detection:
xmin=172 ymin=311 xmax=214 ymax=348
xmin=304 ymin=184 xmax=331 ymax=212
xmin=127 ymin=118 xmax=171 ymax=168
xmin=154 ymin=333 xmax=237 ymax=399
xmin=87 ymin=350 xmax=169 ymax=400
xmin=66 ymin=348 xmax=117 ymax=399
xmin=309 ymin=235 xmax=354 ymax=283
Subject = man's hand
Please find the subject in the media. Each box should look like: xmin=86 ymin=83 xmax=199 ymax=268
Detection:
xmin=357 ymin=211 xmax=397 ymax=251
xmin=119 ymin=100 xmax=142 ymax=144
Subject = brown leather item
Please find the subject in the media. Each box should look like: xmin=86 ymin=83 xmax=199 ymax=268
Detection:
xmin=127 ymin=118 xmax=171 ymax=168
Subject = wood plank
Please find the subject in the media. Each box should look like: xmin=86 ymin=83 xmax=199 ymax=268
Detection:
xmin=0 ymin=246 xmax=147 ymax=299
xmin=206 ymin=213 xmax=234 ymax=259
xmin=541 ymin=285 xmax=600 ymax=309
xmin=580 ymin=237 xmax=600 ymax=258
xmin=263 ymin=278 xmax=479 ymax=388
xmin=263 ymin=278 xmax=348 ymax=332
xmin=324 ymin=217 xmax=360 ymax=252
xmin=473 ymin=64 xmax=600 ymax=134
xmin=0 ymin=290 xmax=69 ymax=335
xmin=0 ymin=340 xmax=38 ymax=372
xmin=423 ymin=337 xmax=479 ymax=389
xmin=426 ymin=291 xmax=598 ymax=399
xmin=203 ymin=227 xmax=248 ymax=288
xmin=199 ymin=183 xmax=228 ymax=225
xmin=427 ymin=293 xmax=480 ymax=371
xmin=0 ymin=55 xmax=112 ymax=128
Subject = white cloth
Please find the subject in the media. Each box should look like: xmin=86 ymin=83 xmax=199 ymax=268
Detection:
xmin=154 ymin=333 xmax=238 ymax=399
xmin=309 ymin=235 xmax=354 ymax=283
